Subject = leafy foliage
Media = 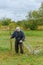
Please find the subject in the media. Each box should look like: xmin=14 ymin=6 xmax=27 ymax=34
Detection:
xmin=0 ymin=2 xmax=43 ymax=30
xmin=2 ymin=18 xmax=11 ymax=26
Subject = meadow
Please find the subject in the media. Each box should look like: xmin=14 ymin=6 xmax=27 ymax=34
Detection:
xmin=0 ymin=30 xmax=43 ymax=65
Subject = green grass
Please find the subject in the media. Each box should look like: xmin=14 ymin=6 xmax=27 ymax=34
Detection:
xmin=25 ymin=30 xmax=43 ymax=36
xmin=0 ymin=30 xmax=43 ymax=65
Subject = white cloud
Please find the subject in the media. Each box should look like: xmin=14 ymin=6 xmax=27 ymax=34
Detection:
xmin=35 ymin=0 xmax=43 ymax=3
xmin=0 ymin=0 xmax=43 ymax=21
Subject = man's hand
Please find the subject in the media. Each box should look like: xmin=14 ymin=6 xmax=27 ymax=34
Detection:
xmin=19 ymin=40 xmax=23 ymax=43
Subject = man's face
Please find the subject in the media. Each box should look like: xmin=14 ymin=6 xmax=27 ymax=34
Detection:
xmin=16 ymin=27 xmax=20 ymax=32
xmin=16 ymin=29 xmax=20 ymax=32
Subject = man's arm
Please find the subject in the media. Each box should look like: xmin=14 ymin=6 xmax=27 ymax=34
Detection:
xmin=10 ymin=31 xmax=16 ymax=39
xmin=20 ymin=31 xmax=25 ymax=41
xmin=19 ymin=31 xmax=25 ymax=43
xmin=22 ymin=32 xmax=25 ymax=41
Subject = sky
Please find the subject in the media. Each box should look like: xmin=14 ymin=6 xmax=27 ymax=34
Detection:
xmin=0 ymin=0 xmax=43 ymax=21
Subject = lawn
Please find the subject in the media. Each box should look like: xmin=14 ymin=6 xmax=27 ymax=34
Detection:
xmin=0 ymin=30 xmax=43 ymax=65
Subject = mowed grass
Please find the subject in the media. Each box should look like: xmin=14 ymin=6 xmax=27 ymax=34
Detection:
xmin=0 ymin=30 xmax=43 ymax=65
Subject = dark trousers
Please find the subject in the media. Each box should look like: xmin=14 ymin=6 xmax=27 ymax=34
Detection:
xmin=15 ymin=41 xmax=23 ymax=54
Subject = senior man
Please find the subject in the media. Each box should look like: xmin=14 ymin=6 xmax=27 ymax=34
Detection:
xmin=11 ymin=27 xmax=25 ymax=54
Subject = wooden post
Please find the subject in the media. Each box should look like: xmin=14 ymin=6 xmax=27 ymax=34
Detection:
xmin=9 ymin=26 xmax=12 ymax=51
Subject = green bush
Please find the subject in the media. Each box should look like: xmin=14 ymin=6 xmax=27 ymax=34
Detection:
xmin=28 ymin=20 xmax=38 ymax=30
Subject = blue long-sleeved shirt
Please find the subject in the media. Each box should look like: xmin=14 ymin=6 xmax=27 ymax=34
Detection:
xmin=11 ymin=31 xmax=25 ymax=41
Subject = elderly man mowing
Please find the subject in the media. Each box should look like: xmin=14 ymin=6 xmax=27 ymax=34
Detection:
xmin=11 ymin=27 xmax=25 ymax=54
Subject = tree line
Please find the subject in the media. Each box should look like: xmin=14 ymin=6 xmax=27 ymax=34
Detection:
xmin=0 ymin=2 xmax=43 ymax=30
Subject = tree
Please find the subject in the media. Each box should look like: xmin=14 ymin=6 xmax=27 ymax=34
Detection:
xmin=39 ymin=2 xmax=43 ymax=17
xmin=29 ymin=20 xmax=38 ymax=30
xmin=26 ymin=2 xmax=43 ymax=30
xmin=27 ymin=11 xmax=32 ymax=20
xmin=27 ymin=11 xmax=38 ymax=30
xmin=32 ymin=11 xmax=39 ymax=18
xmin=37 ymin=2 xmax=43 ymax=25
xmin=2 ymin=18 xmax=11 ymax=26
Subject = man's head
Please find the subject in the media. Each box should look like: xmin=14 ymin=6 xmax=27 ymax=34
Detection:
xmin=16 ymin=27 xmax=20 ymax=32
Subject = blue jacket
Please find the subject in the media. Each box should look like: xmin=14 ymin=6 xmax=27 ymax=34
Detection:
xmin=11 ymin=31 xmax=25 ymax=41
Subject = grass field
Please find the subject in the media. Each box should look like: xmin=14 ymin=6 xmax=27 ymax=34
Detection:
xmin=0 ymin=30 xmax=43 ymax=65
